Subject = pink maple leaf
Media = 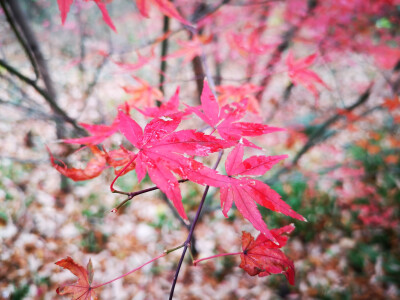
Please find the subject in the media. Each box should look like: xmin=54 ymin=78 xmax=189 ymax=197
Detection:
xmin=286 ymin=51 xmax=329 ymax=100
xmin=221 ymin=143 xmax=305 ymax=242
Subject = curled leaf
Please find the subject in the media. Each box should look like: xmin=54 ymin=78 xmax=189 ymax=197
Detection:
xmin=240 ymin=226 xmax=295 ymax=285
xmin=48 ymin=147 xmax=107 ymax=182
xmin=55 ymin=256 xmax=98 ymax=300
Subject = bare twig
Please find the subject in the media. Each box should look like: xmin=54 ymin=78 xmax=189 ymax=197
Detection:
xmin=0 ymin=58 xmax=82 ymax=132
xmin=0 ymin=0 xmax=39 ymax=80
xmin=269 ymin=83 xmax=373 ymax=181
xmin=159 ymin=14 xmax=170 ymax=98
xmin=169 ymin=151 xmax=224 ymax=300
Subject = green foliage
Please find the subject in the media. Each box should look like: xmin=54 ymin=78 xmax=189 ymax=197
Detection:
xmin=10 ymin=284 xmax=30 ymax=300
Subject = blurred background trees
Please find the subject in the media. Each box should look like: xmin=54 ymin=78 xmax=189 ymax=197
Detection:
xmin=0 ymin=0 xmax=399 ymax=299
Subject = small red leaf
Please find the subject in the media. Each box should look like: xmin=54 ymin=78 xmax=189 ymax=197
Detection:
xmin=240 ymin=228 xmax=295 ymax=285
xmin=55 ymin=257 xmax=98 ymax=300
xmin=48 ymin=147 xmax=107 ymax=182
xmin=95 ymin=2 xmax=117 ymax=32
xmin=135 ymin=0 xmax=191 ymax=25
xmin=286 ymin=51 xmax=329 ymax=100
xmin=57 ymin=0 xmax=73 ymax=25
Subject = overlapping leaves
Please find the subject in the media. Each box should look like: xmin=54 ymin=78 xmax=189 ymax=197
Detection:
xmin=118 ymin=110 xmax=231 ymax=219
xmin=240 ymin=224 xmax=296 ymax=284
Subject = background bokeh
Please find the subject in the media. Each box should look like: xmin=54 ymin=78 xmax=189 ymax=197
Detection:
xmin=0 ymin=1 xmax=399 ymax=299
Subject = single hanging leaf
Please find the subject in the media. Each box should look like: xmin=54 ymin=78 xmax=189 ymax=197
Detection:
xmin=55 ymin=257 xmax=98 ymax=300
xmin=48 ymin=146 xmax=107 ymax=181
xmin=220 ymin=143 xmax=305 ymax=242
xmin=240 ymin=225 xmax=295 ymax=285
xmin=58 ymin=1 xmax=117 ymax=31
xmin=286 ymin=51 xmax=329 ymax=100
xmin=164 ymin=35 xmax=212 ymax=64
xmin=57 ymin=0 xmax=74 ymax=25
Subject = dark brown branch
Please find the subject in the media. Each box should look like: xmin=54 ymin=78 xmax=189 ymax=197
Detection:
xmin=6 ymin=0 xmax=56 ymax=101
xmin=159 ymin=14 xmax=170 ymax=98
xmin=169 ymin=151 xmax=224 ymax=300
xmin=0 ymin=58 xmax=82 ymax=132
xmin=190 ymin=0 xmax=231 ymax=24
xmin=0 ymin=1 xmax=84 ymax=134
xmin=0 ymin=0 xmax=39 ymax=80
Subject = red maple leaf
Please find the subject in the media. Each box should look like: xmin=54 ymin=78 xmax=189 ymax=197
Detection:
xmin=216 ymin=83 xmax=262 ymax=114
xmin=286 ymin=51 xmax=329 ymax=100
xmin=227 ymin=29 xmax=279 ymax=56
xmin=48 ymin=146 xmax=107 ymax=182
xmin=93 ymin=1 xmax=117 ymax=32
xmin=220 ymin=143 xmax=305 ymax=242
xmin=118 ymin=111 xmax=232 ymax=219
xmin=48 ymin=146 xmax=136 ymax=181
xmin=63 ymin=104 xmax=129 ymax=145
xmin=55 ymin=256 xmax=98 ymax=300
xmin=57 ymin=0 xmax=73 ymax=25
xmin=240 ymin=225 xmax=295 ymax=285
xmin=135 ymin=0 xmax=191 ymax=26
xmin=57 ymin=0 xmax=116 ymax=32
xmin=136 ymin=87 xmax=181 ymax=118
xmin=383 ymin=96 xmax=400 ymax=111
xmin=63 ymin=120 xmax=119 ymax=146
xmin=186 ymin=80 xmax=284 ymax=148
xmin=164 ymin=35 xmax=212 ymax=64
xmin=122 ymin=76 xmax=163 ymax=108
xmin=112 ymin=50 xmax=154 ymax=73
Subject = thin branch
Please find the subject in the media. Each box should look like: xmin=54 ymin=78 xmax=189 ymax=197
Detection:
xmin=193 ymin=252 xmax=242 ymax=266
xmin=159 ymin=14 xmax=170 ymax=98
xmin=92 ymin=253 xmax=166 ymax=289
xmin=0 ymin=0 xmax=39 ymax=80
xmin=112 ymin=179 xmax=189 ymax=211
xmin=269 ymin=83 xmax=373 ymax=181
xmin=169 ymin=150 xmax=224 ymax=300
xmin=5 ymin=0 xmax=86 ymax=138
xmin=0 ymin=58 xmax=83 ymax=132
xmin=0 ymin=97 xmax=53 ymax=120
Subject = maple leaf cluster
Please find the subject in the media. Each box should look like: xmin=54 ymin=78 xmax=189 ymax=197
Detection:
xmin=50 ymin=80 xmax=305 ymax=242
